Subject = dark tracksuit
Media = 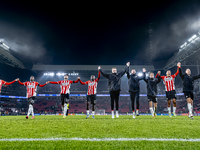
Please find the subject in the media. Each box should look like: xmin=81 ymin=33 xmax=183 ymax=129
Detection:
xmin=179 ymin=68 xmax=200 ymax=100
xmin=143 ymin=73 xmax=161 ymax=103
xmin=126 ymin=67 xmax=144 ymax=111
xmin=99 ymin=67 xmax=127 ymax=111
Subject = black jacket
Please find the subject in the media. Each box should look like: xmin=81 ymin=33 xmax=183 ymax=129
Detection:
xmin=99 ymin=67 xmax=126 ymax=92
xmin=143 ymin=73 xmax=161 ymax=97
xmin=126 ymin=67 xmax=144 ymax=93
xmin=179 ymin=68 xmax=200 ymax=92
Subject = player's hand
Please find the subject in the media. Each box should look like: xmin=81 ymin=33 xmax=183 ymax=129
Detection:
xmin=15 ymin=78 xmax=19 ymax=81
xmin=46 ymin=81 xmax=49 ymax=84
xmin=77 ymin=77 xmax=80 ymax=80
xmin=98 ymin=66 xmax=101 ymax=70
xmin=158 ymin=71 xmax=161 ymax=75
xmin=142 ymin=68 xmax=146 ymax=72
xmin=126 ymin=62 xmax=130 ymax=66
xmin=177 ymin=62 xmax=181 ymax=67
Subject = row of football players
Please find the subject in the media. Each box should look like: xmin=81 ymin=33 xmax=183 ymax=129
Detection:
xmin=0 ymin=61 xmax=198 ymax=119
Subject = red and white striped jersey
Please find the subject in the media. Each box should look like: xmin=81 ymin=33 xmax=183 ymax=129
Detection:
xmin=18 ymin=81 xmax=46 ymax=98
xmin=0 ymin=80 xmax=16 ymax=92
xmin=156 ymin=67 xmax=180 ymax=92
xmin=79 ymin=71 xmax=100 ymax=95
xmin=50 ymin=80 xmax=78 ymax=94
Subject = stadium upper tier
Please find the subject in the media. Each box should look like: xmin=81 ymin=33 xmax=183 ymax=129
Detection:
xmin=0 ymin=45 xmax=24 ymax=69
xmin=32 ymin=65 xmax=155 ymax=71
xmin=164 ymin=32 xmax=200 ymax=70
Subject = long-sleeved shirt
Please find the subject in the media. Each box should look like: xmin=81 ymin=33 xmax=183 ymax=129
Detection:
xmin=18 ymin=80 xmax=47 ymax=98
xmin=155 ymin=67 xmax=180 ymax=92
xmin=79 ymin=71 xmax=101 ymax=95
xmin=126 ymin=67 xmax=144 ymax=93
xmin=99 ymin=67 xmax=127 ymax=91
xmin=179 ymin=68 xmax=200 ymax=92
xmin=49 ymin=79 xmax=78 ymax=94
xmin=143 ymin=73 xmax=161 ymax=97
xmin=0 ymin=80 xmax=16 ymax=92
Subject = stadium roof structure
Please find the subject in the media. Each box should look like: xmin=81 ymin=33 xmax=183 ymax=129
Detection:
xmin=32 ymin=65 xmax=155 ymax=72
xmin=164 ymin=32 xmax=200 ymax=71
xmin=0 ymin=42 xmax=25 ymax=69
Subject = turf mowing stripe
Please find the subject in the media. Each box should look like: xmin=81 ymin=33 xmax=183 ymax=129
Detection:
xmin=1 ymin=138 xmax=200 ymax=142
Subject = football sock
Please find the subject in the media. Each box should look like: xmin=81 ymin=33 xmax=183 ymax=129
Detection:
xmin=87 ymin=110 xmax=89 ymax=115
xmin=116 ymin=111 xmax=119 ymax=116
xmin=149 ymin=107 xmax=154 ymax=117
xmin=154 ymin=107 xmax=157 ymax=113
xmin=188 ymin=103 xmax=192 ymax=116
xmin=31 ymin=105 xmax=34 ymax=116
xmin=27 ymin=104 xmax=32 ymax=117
xmin=92 ymin=111 xmax=95 ymax=116
xmin=168 ymin=107 xmax=171 ymax=114
xmin=111 ymin=110 xmax=114 ymax=117
xmin=116 ymin=110 xmax=119 ymax=117
xmin=64 ymin=103 xmax=67 ymax=116
xmin=173 ymin=107 xmax=176 ymax=114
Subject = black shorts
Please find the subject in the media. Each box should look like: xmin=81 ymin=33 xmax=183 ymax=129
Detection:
xmin=61 ymin=94 xmax=69 ymax=105
xmin=28 ymin=97 xmax=35 ymax=105
xmin=87 ymin=94 xmax=96 ymax=104
xmin=148 ymin=96 xmax=157 ymax=103
xmin=166 ymin=90 xmax=176 ymax=100
xmin=184 ymin=91 xmax=194 ymax=100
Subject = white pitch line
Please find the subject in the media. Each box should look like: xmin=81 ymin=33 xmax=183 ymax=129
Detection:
xmin=0 ymin=138 xmax=200 ymax=142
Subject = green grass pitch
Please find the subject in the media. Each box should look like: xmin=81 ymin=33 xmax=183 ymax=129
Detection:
xmin=0 ymin=115 xmax=200 ymax=149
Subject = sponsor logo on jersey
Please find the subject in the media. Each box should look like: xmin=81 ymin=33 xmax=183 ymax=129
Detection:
xmin=27 ymin=85 xmax=35 ymax=88
xmin=164 ymin=77 xmax=173 ymax=81
xmin=88 ymin=82 xmax=96 ymax=86
xmin=62 ymin=82 xmax=70 ymax=86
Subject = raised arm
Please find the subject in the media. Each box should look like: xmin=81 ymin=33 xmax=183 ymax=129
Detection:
xmin=99 ymin=67 xmax=110 ymax=79
xmin=49 ymin=81 xmax=59 ymax=84
xmin=73 ymin=79 xmax=79 ymax=83
xmin=126 ymin=66 xmax=130 ymax=79
xmin=156 ymin=74 xmax=161 ymax=84
xmin=193 ymin=74 xmax=200 ymax=80
xmin=173 ymin=67 xmax=180 ymax=78
xmin=4 ymin=79 xmax=17 ymax=85
xmin=79 ymin=79 xmax=88 ymax=85
xmin=138 ymin=68 xmax=146 ymax=80
xmin=38 ymin=83 xmax=47 ymax=87
xmin=179 ymin=68 xmax=184 ymax=80
xmin=18 ymin=80 xmax=25 ymax=85
xmin=118 ymin=69 xmax=126 ymax=78
xmin=142 ymin=69 xmax=148 ymax=83
xmin=155 ymin=73 xmax=159 ymax=78
xmin=155 ymin=71 xmax=164 ymax=80
xmin=95 ymin=70 xmax=101 ymax=82
xmin=118 ymin=62 xmax=130 ymax=78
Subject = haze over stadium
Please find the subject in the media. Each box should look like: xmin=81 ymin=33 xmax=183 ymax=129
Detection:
xmin=1 ymin=0 xmax=200 ymax=149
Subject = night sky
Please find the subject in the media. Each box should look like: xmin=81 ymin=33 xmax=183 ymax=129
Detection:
xmin=0 ymin=0 xmax=200 ymax=66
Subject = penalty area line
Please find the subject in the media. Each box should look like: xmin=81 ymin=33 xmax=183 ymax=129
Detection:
xmin=0 ymin=138 xmax=200 ymax=142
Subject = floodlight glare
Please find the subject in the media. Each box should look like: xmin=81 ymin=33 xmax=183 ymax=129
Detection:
xmin=188 ymin=34 xmax=197 ymax=42
xmin=180 ymin=42 xmax=187 ymax=49
xmin=138 ymin=72 xmax=143 ymax=77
